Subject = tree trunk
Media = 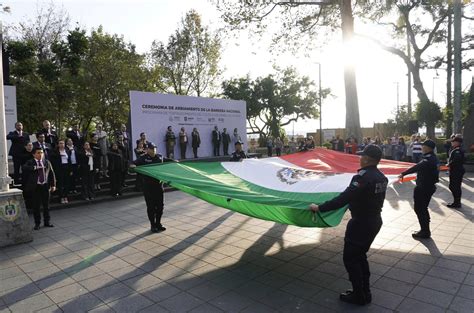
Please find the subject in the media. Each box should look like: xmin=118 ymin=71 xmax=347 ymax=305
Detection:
xmin=463 ymin=78 xmax=474 ymax=152
xmin=340 ymin=0 xmax=362 ymax=141
xmin=446 ymin=7 xmax=453 ymax=137
xmin=426 ymin=124 xmax=435 ymax=140
xmin=411 ymin=67 xmax=430 ymax=104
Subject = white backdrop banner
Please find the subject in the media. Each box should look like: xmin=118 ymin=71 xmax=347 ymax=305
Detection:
xmin=129 ymin=91 xmax=247 ymax=159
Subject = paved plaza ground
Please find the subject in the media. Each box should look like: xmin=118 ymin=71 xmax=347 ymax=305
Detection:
xmin=1 ymin=173 xmax=473 ymax=312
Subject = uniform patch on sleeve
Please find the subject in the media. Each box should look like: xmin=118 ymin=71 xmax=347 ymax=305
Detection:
xmin=352 ymin=181 xmax=360 ymax=187
xmin=358 ymin=170 xmax=367 ymax=176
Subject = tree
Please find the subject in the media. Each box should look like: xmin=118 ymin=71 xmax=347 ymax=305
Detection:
xmin=215 ymin=0 xmax=363 ymax=140
xmin=463 ymin=78 xmax=474 ymax=152
xmin=359 ymin=1 xmax=474 ymax=135
xmin=416 ymin=101 xmax=442 ymax=139
xmin=150 ymin=10 xmax=221 ymax=97
xmin=222 ymin=67 xmax=328 ymax=139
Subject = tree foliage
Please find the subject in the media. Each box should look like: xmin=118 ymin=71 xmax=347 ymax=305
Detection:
xmin=416 ymin=101 xmax=442 ymax=139
xmin=222 ymin=67 xmax=329 ymax=139
xmin=150 ymin=10 xmax=221 ymax=97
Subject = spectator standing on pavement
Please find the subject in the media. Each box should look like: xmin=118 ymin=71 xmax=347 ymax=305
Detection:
xmin=40 ymin=120 xmax=58 ymax=149
xmin=51 ymin=140 xmax=71 ymax=204
xmin=78 ymin=142 xmax=97 ymax=201
xmin=7 ymin=122 xmax=30 ymax=185
xmin=33 ymin=133 xmax=52 ymax=161
xmin=94 ymin=123 xmax=109 ymax=177
xmin=275 ymin=137 xmax=283 ymax=156
xmin=267 ymin=136 xmax=274 ymax=157
xmin=411 ymin=136 xmax=423 ymax=163
xmin=382 ymin=138 xmax=392 ymax=160
xmin=23 ymin=147 xmax=56 ymax=230
xmin=107 ymin=143 xmax=124 ymax=197
xmin=66 ymin=138 xmax=80 ymax=194
xmin=395 ymin=137 xmax=407 ymax=161
xmin=406 ymin=135 xmax=415 ymax=163
xmin=90 ymin=134 xmax=103 ymax=191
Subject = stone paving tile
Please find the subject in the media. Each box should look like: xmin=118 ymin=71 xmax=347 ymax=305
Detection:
xmin=408 ymin=285 xmax=454 ymax=309
xmin=108 ymin=293 xmax=154 ymax=312
xmin=209 ymin=290 xmax=255 ymax=313
xmin=45 ymin=282 xmax=88 ymax=304
xmin=58 ymin=293 xmax=104 ymax=313
xmin=7 ymin=294 xmax=55 ymax=312
xmin=159 ymin=292 xmax=204 ymax=312
xmin=426 ymin=266 xmax=467 ymax=283
xmin=0 ymin=283 xmax=43 ymax=305
xmin=92 ymin=282 xmax=135 ymax=303
xmin=418 ymin=275 xmax=461 ymax=295
xmin=396 ymin=298 xmax=446 ymax=313
xmin=457 ymin=284 xmax=474 ymax=300
xmin=449 ymin=296 xmax=474 ymax=313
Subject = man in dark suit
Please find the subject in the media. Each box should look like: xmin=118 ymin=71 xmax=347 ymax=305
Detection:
xmin=40 ymin=120 xmax=58 ymax=149
xmin=222 ymin=128 xmax=231 ymax=156
xmin=23 ymin=147 xmax=56 ymax=230
xmin=212 ymin=126 xmax=221 ymax=156
xmin=33 ymin=133 xmax=52 ymax=160
xmin=66 ymin=124 xmax=84 ymax=149
xmin=7 ymin=121 xmax=30 ymax=185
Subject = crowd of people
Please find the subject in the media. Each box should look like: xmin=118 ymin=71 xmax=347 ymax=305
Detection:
xmin=329 ymin=133 xmax=450 ymax=163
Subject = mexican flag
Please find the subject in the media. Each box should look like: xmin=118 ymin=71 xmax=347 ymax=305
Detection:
xmin=135 ymin=148 xmax=413 ymax=228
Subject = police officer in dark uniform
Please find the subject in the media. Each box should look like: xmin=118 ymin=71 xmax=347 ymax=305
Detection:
xmin=230 ymin=140 xmax=247 ymax=162
xmin=446 ymin=137 xmax=465 ymax=208
xmin=309 ymin=145 xmax=388 ymax=305
xmin=398 ymin=139 xmax=439 ymax=239
xmin=131 ymin=143 xmax=174 ymax=233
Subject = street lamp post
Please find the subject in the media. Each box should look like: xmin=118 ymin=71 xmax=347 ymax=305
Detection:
xmin=315 ymin=62 xmax=322 ymax=146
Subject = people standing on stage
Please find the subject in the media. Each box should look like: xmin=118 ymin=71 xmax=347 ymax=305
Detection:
xmin=66 ymin=124 xmax=84 ymax=149
xmin=107 ymin=143 xmax=124 ymax=197
xmin=191 ymin=128 xmax=201 ymax=158
xmin=40 ymin=120 xmax=58 ymax=149
xmin=222 ymin=128 xmax=231 ymax=156
xmin=179 ymin=127 xmax=188 ymax=159
xmin=446 ymin=136 xmax=465 ymax=208
xmin=212 ymin=126 xmax=221 ymax=156
xmin=309 ymin=145 xmax=387 ymax=306
xmin=23 ymin=147 xmax=56 ymax=230
xmin=233 ymin=128 xmax=241 ymax=145
xmin=398 ymin=140 xmax=439 ymax=239
xmin=7 ymin=122 xmax=30 ymax=185
xmin=66 ymin=138 xmax=79 ymax=194
xmin=165 ymin=126 xmax=176 ymax=159
xmin=79 ymin=142 xmax=97 ymax=201
xmin=230 ymin=140 xmax=248 ymax=162
xmin=33 ymin=133 xmax=52 ymax=161
xmin=131 ymin=143 xmax=174 ymax=233
xmin=94 ymin=123 xmax=109 ymax=177
xmin=52 ymin=140 xmax=71 ymax=204
xmin=90 ymin=134 xmax=103 ymax=191
xmin=116 ymin=124 xmax=131 ymax=160
xmin=275 ymin=137 xmax=283 ymax=156
xmin=136 ymin=132 xmax=151 ymax=151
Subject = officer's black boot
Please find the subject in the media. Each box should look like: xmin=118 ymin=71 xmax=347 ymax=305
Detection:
xmin=363 ymin=280 xmax=372 ymax=303
xmin=340 ymin=289 xmax=367 ymax=306
xmin=412 ymin=221 xmax=431 ymax=239
xmin=447 ymin=198 xmax=461 ymax=208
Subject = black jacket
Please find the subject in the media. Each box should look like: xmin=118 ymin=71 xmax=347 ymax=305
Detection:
xmin=78 ymin=149 xmax=97 ymax=172
xmin=447 ymin=146 xmax=465 ymax=173
xmin=7 ymin=130 xmax=30 ymax=157
xmin=33 ymin=141 xmax=52 ymax=160
xmin=401 ymin=152 xmax=439 ymax=188
xmin=230 ymin=151 xmax=248 ymax=162
xmin=192 ymin=131 xmax=201 ymax=148
xmin=107 ymin=150 xmax=124 ymax=172
xmin=222 ymin=132 xmax=231 ymax=144
xmin=133 ymin=153 xmax=174 ymax=188
xmin=39 ymin=128 xmax=58 ymax=148
xmin=66 ymin=130 xmax=84 ymax=148
xmin=212 ymin=130 xmax=221 ymax=144
xmin=319 ymin=165 xmax=388 ymax=218
xmin=22 ymin=158 xmax=56 ymax=192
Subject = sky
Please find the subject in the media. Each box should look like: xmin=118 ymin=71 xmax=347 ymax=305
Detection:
xmin=3 ymin=0 xmax=473 ymax=136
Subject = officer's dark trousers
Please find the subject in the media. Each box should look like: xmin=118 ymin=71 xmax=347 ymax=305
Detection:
xmin=449 ymin=169 xmax=464 ymax=203
xmin=180 ymin=143 xmax=187 ymax=159
xmin=32 ymin=184 xmax=50 ymax=225
xmin=193 ymin=147 xmax=198 ymax=158
xmin=223 ymin=142 xmax=229 ymax=155
xmin=413 ymin=186 xmax=436 ymax=232
xmin=343 ymin=216 xmax=382 ymax=293
xmin=144 ymin=186 xmax=164 ymax=227
xmin=12 ymin=156 xmax=22 ymax=184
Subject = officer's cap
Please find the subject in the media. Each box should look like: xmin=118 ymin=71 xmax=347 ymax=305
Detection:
xmin=422 ymin=140 xmax=436 ymax=149
xmin=147 ymin=142 xmax=157 ymax=149
xmin=235 ymin=140 xmax=243 ymax=146
xmin=360 ymin=144 xmax=382 ymax=161
xmin=450 ymin=136 xmax=463 ymax=143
